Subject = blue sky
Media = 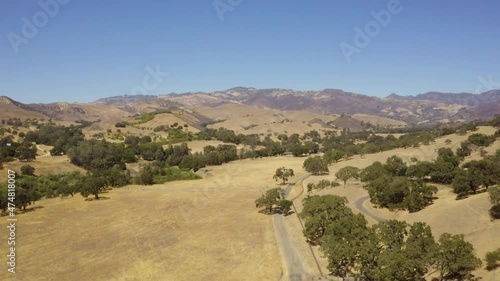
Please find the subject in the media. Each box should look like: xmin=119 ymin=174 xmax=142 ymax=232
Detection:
xmin=1 ymin=0 xmax=499 ymax=103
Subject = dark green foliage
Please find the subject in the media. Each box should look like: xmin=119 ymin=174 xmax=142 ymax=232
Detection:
xmin=24 ymin=124 xmax=84 ymax=155
xmin=1 ymin=174 xmax=42 ymax=211
xmin=363 ymin=156 xmax=438 ymax=212
xmin=467 ymin=133 xmax=495 ymax=147
xmin=56 ymin=171 xmax=84 ymax=198
xmin=152 ymin=167 xmax=201 ymax=184
xmin=136 ymin=164 xmax=155 ymax=185
xmin=306 ymin=179 xmax=340 ymax=192
xmin=384 ymin=155 xmax=408 ymax=177
xmin=335 ymin=166 xmax=360 ymax=186
xmin=115 ymin=122 xmax=128 ymax=128
xmin=321 ymin=213 xmax=374 ymax=278
xmin=16 ymin=141 xmax=37 ymax=161
xmin=453 ymin=156 xmax=500 ymax=198
xmin=303 ymin=156 xmax=329 ymax=175
xmin=436 ymin=147 xmax=460 ymax=168
xmin=0 ymin=136 xmax=19 ymax=162
xmin=299 ymin=195 xmax=481 ymax=280
xmin=178 ymin=153 xmax=206 ymax=172
xmin=323 ymin=149 xmax=344 ymax=164
xmin=255 ymin=187 xmax=285 ymax=214
xmin=436 ymin=233 xmax=482 ymax=280
xmin=67 ymin=139 xmax=126 ymax=170
xmin=406 ymin=161 xmax=434 ymax=179
xmin=360 ymin=161 xmax=385 ymax=182
xmin=488 ymin=185 xmax=500 ymax=206
xmin=139 ymin=142 xmax=164 ymax=161
xmin=485 ymin=248 xmax=500 ymax=270
xmin=273 ymin=167 xmax=295 ymax=185
xmin=80 ymin=174 xmax=108 ymax=199
xmin=489 ymin=204 xmax=500 ymax=220
xmin=429 ymin=160 xmax=457 ymax=184
xmin=21 ymin=165 xmax=35 ymax=176
xmin=456 ymin=141 xmax=472 ymax=159
xmin=277 ymin=199 xmax=293 ymax=215
xmin=299 ymin=195 xmax=350 ymax=244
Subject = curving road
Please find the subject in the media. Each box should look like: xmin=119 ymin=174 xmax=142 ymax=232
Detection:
xmin=354 ymin=186 xmax=450 ymax=223
xmin=273 ymin=174 xmax=310 ymax=281
xmin=354 ymin=196 xmax=386 ymax=223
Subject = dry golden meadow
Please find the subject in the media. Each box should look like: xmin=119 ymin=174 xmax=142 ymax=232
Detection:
xmin=0 ymin=126 xmax=498 ymax=280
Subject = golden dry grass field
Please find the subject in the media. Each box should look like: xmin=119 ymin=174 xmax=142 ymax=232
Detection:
xmin=0 ymin=156 xmax=307 ymax=281
xmin=0 ymin=126 xmax=498 ymax=280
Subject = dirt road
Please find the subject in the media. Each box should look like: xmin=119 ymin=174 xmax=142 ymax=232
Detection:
xmin=354 ymin=196 xmax=385 ymax=223
xmin=274 ymin=174 xmax=311 ymax=281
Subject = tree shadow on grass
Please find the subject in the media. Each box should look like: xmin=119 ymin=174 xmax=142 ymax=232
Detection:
xmin=84 ymin=196 xmax=110 ymax=202
xmin=257 ymin=207 xmax=294 ymax=216
xmin=1 ymin=205 xmax=45 ymax=216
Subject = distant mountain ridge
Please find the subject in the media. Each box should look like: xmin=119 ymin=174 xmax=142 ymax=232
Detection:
xmin=2 ymin=87 xmax=499 ymax=126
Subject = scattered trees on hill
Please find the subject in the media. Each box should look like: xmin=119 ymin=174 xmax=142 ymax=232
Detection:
xmin=300 ymin=195 xmax=482 ymax=280
xmin=273 ymin=167 xmax=295 ymax=185
xmin=303 ymin=156 xmax=329 ymax=175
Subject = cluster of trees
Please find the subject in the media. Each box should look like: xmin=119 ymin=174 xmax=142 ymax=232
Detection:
xmin=178 ymin=144 xmax=238 ymax=172
xmin=0 ymin=174 xmax=41 ymax=211
xmin=0 ymin=166 xmax=131 ymax=212
xmin=361 ymin=156 xmax=438 ymax=212
xmin=359 ymin=149 xmax=500 ymax=215
xmin=452 ymin=153 xmax=500 ymax=198
xmin=135 ymin=164 xmax=201 ymax=185
xmin=0 ymin=136 xmax=37 ymax=163
xmin=300 ymin=195 xmax=483 ymax=280
xmin=303 ymin=156 xmax=329 ymax=175
xmin=306 ymin=179 xmax=340 ymax=192
xmin=24 ymin=124 xmax=85 ymax=155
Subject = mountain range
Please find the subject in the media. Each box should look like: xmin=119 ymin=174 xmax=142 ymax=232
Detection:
xmin=2 ymin=88 xmax=500 ymax=127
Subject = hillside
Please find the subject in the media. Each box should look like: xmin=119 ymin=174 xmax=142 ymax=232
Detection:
xmin=2 ymin=87 xmax=499 ymax=133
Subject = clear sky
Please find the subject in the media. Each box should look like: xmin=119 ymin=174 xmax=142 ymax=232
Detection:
xmin=1 ymin=0 xmax=499 ymax=103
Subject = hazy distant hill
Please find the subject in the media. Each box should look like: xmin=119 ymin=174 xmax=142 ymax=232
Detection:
xmin=2 ymin=87 xmax=499 ymax=127
xmin=159 ymin=87 xmax=500 ymax=125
